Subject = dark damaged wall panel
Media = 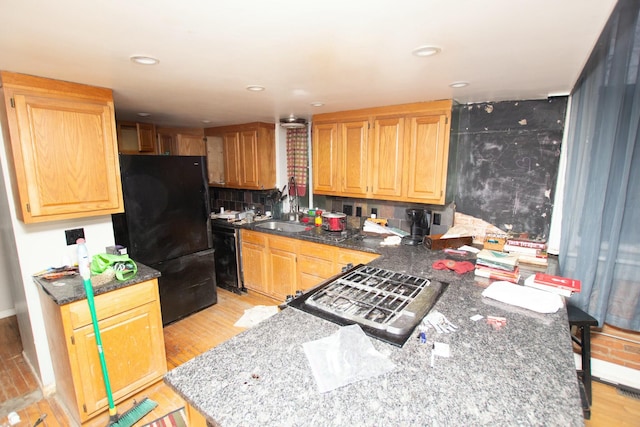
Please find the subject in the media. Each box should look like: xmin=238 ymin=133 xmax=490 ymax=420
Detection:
xmin=452 ymin=98 xmax=568 ymax=240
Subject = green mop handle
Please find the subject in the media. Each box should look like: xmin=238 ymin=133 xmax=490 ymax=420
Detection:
xmin=82 ymin=277 xmax=117 ymax=415
xmin=77 ymin=239 xmax=117 ymax=419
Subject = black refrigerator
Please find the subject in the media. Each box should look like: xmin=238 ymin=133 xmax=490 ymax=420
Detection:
xmin=112 ymin=154 xmax=217 ymax=325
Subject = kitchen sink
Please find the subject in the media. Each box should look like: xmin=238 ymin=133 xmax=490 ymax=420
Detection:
xmin=254 ymin=221 xmax=309 ymax=233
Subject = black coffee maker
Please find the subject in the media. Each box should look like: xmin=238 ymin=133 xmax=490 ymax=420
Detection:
xmin=401 ymin=208 xmax=431 ymax=246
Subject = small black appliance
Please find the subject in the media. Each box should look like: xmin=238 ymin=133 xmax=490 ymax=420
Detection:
xmin=401 ymin=208 xmax=431 ymax=246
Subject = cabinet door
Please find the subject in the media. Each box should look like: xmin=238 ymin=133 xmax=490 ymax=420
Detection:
xmin=268 ymin=247 xmax=297 ymax=301
xmin=371 ymin=117 xmax=404 ymax=198
xmin=406 ymin=115 xmax=448 ymax=203
xmin=340 ymin=120 xmax=369 ymax=196
xmin=206 ymin=136 xmax=225 ymax=185
xmin=241 ymin=235 xmax=268 ymax=295
xmin=177 ymin=134 xmax=206 ymax=156
xmin=9 ymin=92 xmax=123 ymax=222
xmin=223 ymin=132 xmax=241 ymax=186
xmin=72 ymin=301 xmax=165 ymax=418
xmin=268 ymin=236 xmax=298 ymax=301
xmin=239 ymin=130 xmax=259 ymax=188
xmin=158 ymin=132 xmax=176 ymax=155
xmin=137 ymin=123 xmax=157 ymax=152
xmin=312 ymin=123 xmax=338 ymax=194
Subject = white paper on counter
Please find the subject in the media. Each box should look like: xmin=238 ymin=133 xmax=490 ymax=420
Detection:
xmin=302 ymin=324 xmax=396 ymax=393
xmin=481 ymin=281 xmax=564 ymax=314
xmin=233 ymin=305 xmax=279 ymax=328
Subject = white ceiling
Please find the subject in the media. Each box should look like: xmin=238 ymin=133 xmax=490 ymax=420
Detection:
xmin=1 ymin=0 xmax=617 ymax=128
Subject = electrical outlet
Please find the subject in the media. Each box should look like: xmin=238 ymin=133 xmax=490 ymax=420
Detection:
xmin=356 ymin=206 xmax=362 ymax=217
xmin=343 ymin=204 xmax=353 ymax=216
xmin=65 ymin=228 xmax=85 ymax=245
xmin=433 ymin=213 xmax=441 ymax=226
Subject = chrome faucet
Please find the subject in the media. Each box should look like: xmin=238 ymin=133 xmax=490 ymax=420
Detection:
xmin=289 ymin=176 xmax=298 ymax=214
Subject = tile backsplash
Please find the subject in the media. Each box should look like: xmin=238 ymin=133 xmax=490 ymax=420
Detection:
xmin=209 ymin=188 xmax=456 ymax=235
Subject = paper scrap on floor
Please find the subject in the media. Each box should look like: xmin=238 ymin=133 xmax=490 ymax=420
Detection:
xmin=234 ymin=305 xmax=279 ymax=328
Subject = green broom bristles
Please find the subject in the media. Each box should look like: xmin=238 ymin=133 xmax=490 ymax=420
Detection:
xmin=109 ymin=397 xmax=158 ymax=427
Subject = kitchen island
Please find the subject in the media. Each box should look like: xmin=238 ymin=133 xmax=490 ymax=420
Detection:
xmin=164 ymin=246 xmax=584 ymax=426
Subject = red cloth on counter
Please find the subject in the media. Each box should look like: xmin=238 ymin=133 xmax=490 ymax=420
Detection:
xmin=432 ymin=260 xmax=475 ymax=274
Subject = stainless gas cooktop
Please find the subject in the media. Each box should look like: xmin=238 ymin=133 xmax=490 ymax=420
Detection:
xmin=288 ymin=264 xmax=448 ymax=346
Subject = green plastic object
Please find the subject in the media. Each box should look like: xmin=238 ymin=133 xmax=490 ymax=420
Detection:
xmin=91 ymin=253 xmax=137 ymax=281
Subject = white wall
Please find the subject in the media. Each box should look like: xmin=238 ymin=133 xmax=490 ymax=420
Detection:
xmin=0 ymin=120 xmax=117 ymax=392
xmin=0 ymin=158 xmax=18 ymax=318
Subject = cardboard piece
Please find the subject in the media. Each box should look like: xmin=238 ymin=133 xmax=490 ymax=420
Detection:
xmin=423 ymin=234 xmax=473 ymax=251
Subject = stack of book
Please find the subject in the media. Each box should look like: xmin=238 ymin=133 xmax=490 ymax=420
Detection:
xmin=503 ymin=238 xmax=548 ymax=270
xmin=474 ymin=249 xmax=520 ymax=283
xmin=524 ymin=273 xmax=581 ymax=297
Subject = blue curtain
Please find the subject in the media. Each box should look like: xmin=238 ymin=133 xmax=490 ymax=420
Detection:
xmin=560 ymin=0 xmax=640 ymax=331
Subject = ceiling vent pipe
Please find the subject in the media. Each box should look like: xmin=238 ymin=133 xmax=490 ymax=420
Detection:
xmin=279 ymin=116 xmax=307 ymax=128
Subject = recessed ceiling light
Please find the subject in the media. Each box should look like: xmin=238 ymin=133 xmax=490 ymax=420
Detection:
xmin=412 ymin=46 xmax=441 ymax=57
xmin=201 ymin=119 xmax=212 ymax=124
xmin=130 ymin=55 xmax=159 ymax=65
xmin=310 ymin=102 xmax=324 ymax=107
xmin=246 ymin=85 xmax=265 ymax=92
xmin=137 ymin=112 xmax=151 ymax=117
xmin=449 ymin=81 xmax=469 ymax=88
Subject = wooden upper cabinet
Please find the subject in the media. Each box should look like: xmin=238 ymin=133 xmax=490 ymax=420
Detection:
xmin=371 ymin=116 xmax=404 ymax=198
xmin=239 ymin=130 xmax=259 ymax=188
xmin=176 ymin=134 xmax=206 ymax=156
xmin=405 ymin=114 xmax=448 ymax=203
xmin=155 ymin=127 xmax=206 ymax=156
xmin=222 ymin=132 xmax=241 ymax=186
xmin=312 ymin=122 xmax=338 ymax=193
xmin=117 ymin=121 xmax=157 ymax=154
xmin=0 ymin=71 xmax=124 ymax=223
xmin=205 ymin=122 xmax=275 ymax=189
xmin=206 ymin=136 xmax=224 ymax=185
xmin=311 ymin=100 xmax=452 ymax=205
xmin=340 ymin=120 xmax=369 ymax=196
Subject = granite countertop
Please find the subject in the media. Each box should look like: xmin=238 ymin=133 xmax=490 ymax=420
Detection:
xmin=164 ymin=244 xmax=583 ymax=426
xmin=34 ymin=262 xmax=161 ymax=305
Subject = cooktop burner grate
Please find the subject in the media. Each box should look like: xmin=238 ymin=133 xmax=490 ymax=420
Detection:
xmin=288 ymin=264 xmax=448 ymax=347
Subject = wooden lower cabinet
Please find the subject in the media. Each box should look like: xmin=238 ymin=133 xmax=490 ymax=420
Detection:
xmin=268 ymin=236 xmax=298 ymax=301
xmin=240 ymin=230 xmax=379 ymax=300
xmin=240 ymin=231 xmax=269 ymax=295
xmin=39 ymin=279 xmax=166 ymax=425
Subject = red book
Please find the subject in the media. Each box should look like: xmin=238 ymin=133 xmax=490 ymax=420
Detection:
xmin=533 ymin=273 xmax=581 ymax=293
xmin=505 ymin=239 xmax=547 ymax=250
xmin=475 ymin=265 xmax=521 ymax=283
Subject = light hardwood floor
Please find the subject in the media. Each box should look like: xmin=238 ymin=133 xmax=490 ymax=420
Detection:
xmin=1 ymin=289 xmax=639 ymax=426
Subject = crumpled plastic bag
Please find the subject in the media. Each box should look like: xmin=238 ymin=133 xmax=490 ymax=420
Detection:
xmin=302 ymin=324 xmax=395 ymax=393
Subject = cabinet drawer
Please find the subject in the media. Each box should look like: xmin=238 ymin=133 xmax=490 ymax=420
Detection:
xmin=300 ymin=241 xmax=336 ymax=262
xmin=269 ymin=235 xmax=298 ymax=252
xmin=299 ymin=254 xmax=335 ymax=278
xmin=336 ymin=249 xmax=379 ymax=266
xmin=241 ymin=229 xmax=267 ymax=245
xmin=67 ymin=279 xmax=157 ymax=328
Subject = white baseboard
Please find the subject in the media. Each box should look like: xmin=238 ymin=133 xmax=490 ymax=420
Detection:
xmin=574 ymin=353 xmax=640 ymax=389
xmin=0 ymin=308 xmax=16 ymax=319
